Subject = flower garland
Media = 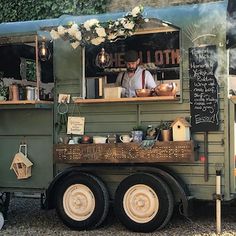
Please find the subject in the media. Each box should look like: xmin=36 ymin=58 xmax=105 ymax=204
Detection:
xmin=50 ymin=5 xmax=148 ymax=49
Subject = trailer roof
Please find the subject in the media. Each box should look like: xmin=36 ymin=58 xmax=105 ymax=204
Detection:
xmin=0 ymin=1 xmax=227 ymax=40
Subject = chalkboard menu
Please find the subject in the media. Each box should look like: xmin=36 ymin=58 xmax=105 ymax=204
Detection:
xmin=189 ymin=45 xmax=219 ymax=132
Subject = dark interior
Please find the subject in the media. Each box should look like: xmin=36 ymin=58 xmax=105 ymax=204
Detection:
xmin=0 ymin=43 xmax=53 ymax=83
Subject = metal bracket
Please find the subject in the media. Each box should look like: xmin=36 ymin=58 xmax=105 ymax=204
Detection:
xmin=212 ymin=193 xmax=224 ymax=201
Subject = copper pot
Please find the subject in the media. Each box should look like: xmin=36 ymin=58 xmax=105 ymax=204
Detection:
xmin=135 ymin=89 xmax=153 ymax=97
xmin=154 ymin=82 xmax=177 ymax=96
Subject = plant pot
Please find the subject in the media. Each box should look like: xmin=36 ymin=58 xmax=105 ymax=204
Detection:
xmin=161 ymin=129 xmax=172 ymax=141
xmin=0 ymin=96 xmax=6 ymax=101
xmin=131 ymin=130 xmax=143 ymax=143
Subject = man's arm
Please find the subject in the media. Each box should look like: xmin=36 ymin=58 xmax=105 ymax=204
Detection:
xmin=145 ymin=70 xmax=156 ymax=89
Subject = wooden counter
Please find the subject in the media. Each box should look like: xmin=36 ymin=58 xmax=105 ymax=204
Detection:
xmin=54 ymin=141 xmax=194 ymax=164
xmin=74 ymin=96 xmax=179 ymax=104
xmin=230 ymin=96 xmax=236 ymax=104
xmin=0 ymin=100 xmax=53 ymax=109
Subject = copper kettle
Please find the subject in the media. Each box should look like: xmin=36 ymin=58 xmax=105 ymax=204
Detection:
xmin=154 ymin=82 xmax=177 ymax=96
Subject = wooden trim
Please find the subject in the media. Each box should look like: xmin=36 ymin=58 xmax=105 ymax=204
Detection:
xmin=74 ymin=96 xmax=179 ymax=104
xmin=0 ymin=100 xmax=53 ymax=105
xmin=230 ymin=96 xmax=236 ymax=104
xmin=35 ymin=35 xmax=40 ymax=101
xmin=54 ymin=141 xmax=194 ymax=164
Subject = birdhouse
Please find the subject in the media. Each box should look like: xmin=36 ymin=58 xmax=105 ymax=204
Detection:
xmin=171 ymin=117 xmax=191 ymax=141
xmin=10 ymin=152 xmax=33 ymax=179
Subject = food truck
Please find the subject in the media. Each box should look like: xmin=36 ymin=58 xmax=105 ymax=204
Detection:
xmin=0 ymin=0 xmax=235 ymax=232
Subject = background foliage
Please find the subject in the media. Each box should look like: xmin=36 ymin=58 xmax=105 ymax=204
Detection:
xmin=0 ymin=0 xmax=110 ymax=23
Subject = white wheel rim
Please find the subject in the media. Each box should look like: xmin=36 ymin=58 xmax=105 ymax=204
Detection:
xmin=123 ymin=184 xmax=159 ymax=223
xmin=63 ymin=184 xmax=95 ymax=221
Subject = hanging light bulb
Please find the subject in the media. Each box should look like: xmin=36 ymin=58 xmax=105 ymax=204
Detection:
xmin=95 ymin=48 xmax=112 ymax=68
xmin=39 ymin=41 xmax=51 ymax=61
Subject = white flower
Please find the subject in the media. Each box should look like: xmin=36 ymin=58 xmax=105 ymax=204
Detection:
xmin=123 ymin=22 xmax=135 ymax=30
xmin=75 ymin=31 xmax=82 ymax=41
xmin=144 ymin=18 xmax=149 ymax=22
xmin=49 ymin=5 xmax=145 ymax=49
xmin=131 ymin=6 xmax=141 ymax=17
xmin=95 ymin=27 xmax=106 ymax=37
xmin=71 ymin=23 xmax=78 ymax=30
xmin=119 ymin=18 xmax=126 ymax=25
xmin=67 ymin=25 xmax=79 ymax=37
xmin=57 ymin=25 xmax=66 ymax=36
xmin=118 ymin=30 xmax=125 ymax=36
xmin=50 ymin=29 xmax=60 ymax=40
xmin=108 ymin=23 xmax=114 ymax=29
xmin=91 ymin=37 xmax=105 ymax=45
xmin=71 ymin=41 xmax=80 ymax=49
xmin=107 ymin=33 xmax=117 ymax=40
xmin=84 ymin=19 xmax=99 ymax=31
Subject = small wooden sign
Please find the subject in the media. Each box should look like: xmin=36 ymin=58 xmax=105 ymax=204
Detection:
xmin=67 ymin=116 xmax=85 ymax=135
xmin=54 ymin=141 xmax=194 ymax=164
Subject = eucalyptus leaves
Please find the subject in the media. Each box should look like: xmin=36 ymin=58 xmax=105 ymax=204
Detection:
xmin=50 ymin=5 xmax=148 ymax=49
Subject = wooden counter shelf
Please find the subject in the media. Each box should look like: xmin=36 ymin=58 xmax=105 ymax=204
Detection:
xmin=0 ymin=100 xmax=53 ymax=104
xmin=74 ymin=96 xmax=179 ymax=104
xmin=230 ymin=96 xmax=236 ymax=104
xmin=0 ymin=100 xmax=53 ymax=109
xmin=54 ymin=141 xmax=194 ymax=164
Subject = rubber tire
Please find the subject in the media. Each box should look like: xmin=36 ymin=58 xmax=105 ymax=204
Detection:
xmin=114 ymin=172 xmax=174 ymax=232
xmin=55 ymin=173 xmax=109 ymax=230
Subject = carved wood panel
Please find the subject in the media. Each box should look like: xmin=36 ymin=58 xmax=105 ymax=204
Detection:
xmin=54 ymin=141 xmax=194 ymax=164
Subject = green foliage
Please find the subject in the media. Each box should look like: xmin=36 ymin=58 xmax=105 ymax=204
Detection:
xmin=132 ymin=125 xmax=145 ymax=132
xmin=0 ymin=0 xmax=110 ymax=23
xmin=158 ymin=121 xmax=172 ymax=130
xmin=0 ymin=78 xmax=8 ymax=97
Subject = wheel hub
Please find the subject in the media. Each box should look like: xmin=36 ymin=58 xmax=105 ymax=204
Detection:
xmin=63 ymin=184 xmax=95 ymax=221
xmin=123 ymin=184 xmax=159 ymax=223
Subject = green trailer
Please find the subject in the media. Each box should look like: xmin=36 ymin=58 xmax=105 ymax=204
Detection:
xmin=0 ymin=0 xmax=235 ymax=232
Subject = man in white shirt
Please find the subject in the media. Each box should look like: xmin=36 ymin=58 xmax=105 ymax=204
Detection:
xmin=116 ymin=50 xmax=156 ymax=97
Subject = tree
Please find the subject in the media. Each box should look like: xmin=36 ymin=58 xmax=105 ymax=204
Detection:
xmin=0 ymin=0 xmax=109 ymax=23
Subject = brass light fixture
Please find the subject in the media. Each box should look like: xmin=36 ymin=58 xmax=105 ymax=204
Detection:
xmin=95 ymin=48 xmax=111 ymax=68
xmin=39 ymin=40 xmax=51 ymax=61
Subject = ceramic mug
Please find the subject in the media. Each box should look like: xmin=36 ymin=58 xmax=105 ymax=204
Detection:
xmin=73 ymin=136 xmax=80 ymax=144
xmin=120 ymin=135 xmax=133 ymax=143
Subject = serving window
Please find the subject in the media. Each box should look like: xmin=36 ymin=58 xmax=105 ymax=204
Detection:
xmin=0 ymin=36 xmax=54 ymax=104
xmin=82 ymin=21 xmax=180 ymax=103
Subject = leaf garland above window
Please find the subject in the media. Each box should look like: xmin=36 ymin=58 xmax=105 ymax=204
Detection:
xmin=50 ymin=5 xmax=149 ymax=49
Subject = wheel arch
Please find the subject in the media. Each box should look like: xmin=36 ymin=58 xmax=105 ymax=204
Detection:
xmin=44 ymin=167 xmax=91 ymax=209
xmin=132 ymin=166 xmax=192 ymax=217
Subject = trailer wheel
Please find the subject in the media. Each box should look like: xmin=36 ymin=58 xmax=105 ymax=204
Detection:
xmin=55 ymin=173 xmax=109 ymax=230
xmin=114 ymin=173 xmax=173 ymax=232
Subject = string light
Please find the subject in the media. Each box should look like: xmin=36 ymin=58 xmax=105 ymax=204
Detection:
xmin=95 ymin=48 xmax=111 ymax=68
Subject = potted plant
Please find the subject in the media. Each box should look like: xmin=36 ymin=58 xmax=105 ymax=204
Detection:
xmin=158 ymin=121 xmax=172 ymax=141
xmin=0 ymin=78 xmax=8 ymax=101
xmin=131 ymin=125 xmax=145 ymax=143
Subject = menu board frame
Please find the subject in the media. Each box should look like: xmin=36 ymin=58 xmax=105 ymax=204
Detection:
xmin=189 ymin=45 xmax=219 ymax=132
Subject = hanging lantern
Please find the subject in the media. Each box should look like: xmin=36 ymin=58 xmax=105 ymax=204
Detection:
xmin=95 ymin=48 xmax=111 ymax=68
xmin=39 ymin=41 xmax=51 ymax=61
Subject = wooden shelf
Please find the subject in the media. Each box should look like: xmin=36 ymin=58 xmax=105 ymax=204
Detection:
xmin=0 ymin=100 xmax=53 ymax=105
xmin=0 ymin=100 xmax=53 ymax=109
xmin=230 ymin=96 xmax=236 ymax=104
xmin=74 ymin=96 xmax=179 ymax=104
